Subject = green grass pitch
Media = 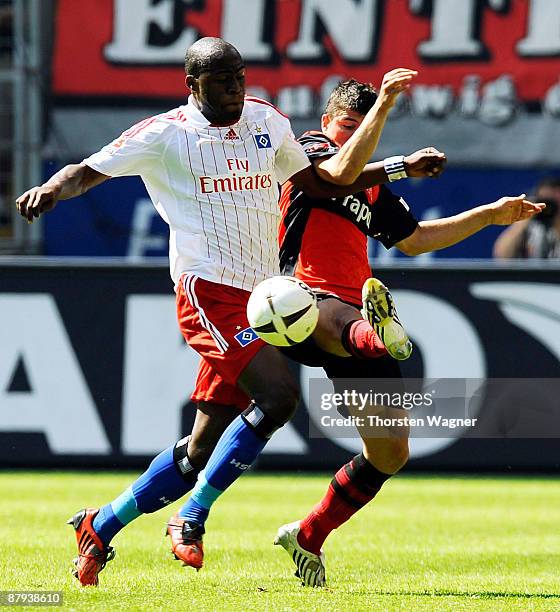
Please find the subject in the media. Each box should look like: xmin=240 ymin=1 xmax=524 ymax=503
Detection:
xmin=1 ymin=472 xmax=559 ymax=611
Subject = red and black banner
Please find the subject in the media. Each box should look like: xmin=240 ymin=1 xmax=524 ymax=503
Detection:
xmin=53 ymin=0 xmax=560 ymax=103
xmin=50 ymin=1 xmax=560 ymax=165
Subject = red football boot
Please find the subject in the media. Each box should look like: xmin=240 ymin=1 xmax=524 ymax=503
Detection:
xmin=67 ymin=508 xmax=115 ymax=586
xmin=166 ymin=513 xmax=204 ymax=570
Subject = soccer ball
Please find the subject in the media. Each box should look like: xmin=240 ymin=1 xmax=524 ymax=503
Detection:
xmin=247 ymin=276 xmax=319 ymax=347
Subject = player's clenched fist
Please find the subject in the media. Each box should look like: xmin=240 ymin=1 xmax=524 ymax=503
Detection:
xmin=16 ymin=184 xmax=61 ymax=223
xmin=378 ymin=68 xmax=418 ymax=108
xmin=488 ymin=194 xmax=546 ymax=225
xmin=405 ymin=147 xmax=447 ymax=178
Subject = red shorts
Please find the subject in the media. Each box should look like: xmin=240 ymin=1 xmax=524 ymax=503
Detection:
xmin=191 ymin=358 xmax=250 ymax=410
xmin=176 ymin=274 xmax=265 ymax=398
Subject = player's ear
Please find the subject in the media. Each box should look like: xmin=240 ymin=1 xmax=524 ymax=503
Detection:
xmin=186 ymin=74 xmax=197 ymax=92
xmin=321 ymin=114 xmax=331 ymax=131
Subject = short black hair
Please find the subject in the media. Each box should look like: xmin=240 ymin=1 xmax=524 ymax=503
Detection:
xmin=324 ymin=79 xmax=378 ymax=118
xmin=536 ymin=176 xmax=560 ymax=191
xmin=184 ymin=37 xmax=242 ymax=77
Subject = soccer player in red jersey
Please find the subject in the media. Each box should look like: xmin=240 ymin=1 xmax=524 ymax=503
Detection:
xmin=272 ymin=79 xmax=546 ymax=585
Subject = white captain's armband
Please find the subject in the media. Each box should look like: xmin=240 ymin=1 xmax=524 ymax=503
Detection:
xmin=384 ymin=155 xmax=408 ymax=182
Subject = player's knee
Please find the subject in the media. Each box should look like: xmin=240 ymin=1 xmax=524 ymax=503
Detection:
xmin=255 ymin=378 xmax=300 ymax=426
xmin=333 ymin=309 xmax=355 ymax=336
xmin=365 ymin=437 xmax=409 ymax=474
xmin=186 ymin=441 xmax=215 ymax=470
xmin=384 ymin=438 xmax=409 ymax=473
xmin=394 ymin=438 xmax=410 ymax=470
xmin=268 ymin=380 xmax=300 ymax=424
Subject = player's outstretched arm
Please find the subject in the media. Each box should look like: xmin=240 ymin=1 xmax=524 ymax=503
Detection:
xmin=292 ymin=147 xmax=446 ymax=200
xmin=395 ymin=194 xmax=545 ymax=256
xmin=16 ymin=163 xmax=110 ymax=223
xmin=354 ymin=146 xmax=446 ymax=187
xmin=315 ymin=68 xmax=417 ymax=186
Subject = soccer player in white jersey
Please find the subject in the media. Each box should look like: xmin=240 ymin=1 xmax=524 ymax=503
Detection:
xmin=16 ymin=38 xmax=423 ymax=586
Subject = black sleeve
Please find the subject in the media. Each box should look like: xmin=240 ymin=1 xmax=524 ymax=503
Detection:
xmin=298 ymin=132 xmax=339 ymax=161
xmin=371 ymin=184 xmax=419 ymax=249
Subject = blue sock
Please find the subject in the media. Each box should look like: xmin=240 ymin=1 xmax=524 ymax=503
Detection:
xmin=131 ymin=445 xmax=195 ymax=512
xmin=93 ymin=442 xmax=198 ymax=546
xmin=92 ymin=503 xmax=125 ymax=548
xmin=178 ymin=414 xmax=268 ymax=526
xmin=180 ymin=497 xmax=210 ymax=525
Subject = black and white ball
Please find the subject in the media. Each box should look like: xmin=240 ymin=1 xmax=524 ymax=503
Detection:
xmin=247 ymin=276 xmax=319 ymax=347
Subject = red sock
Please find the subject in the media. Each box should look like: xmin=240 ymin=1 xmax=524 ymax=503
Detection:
xmin=341 ymin=319 xmax=387 ymax=359
xmin=297 ymin=454 xmax=391 ymax=555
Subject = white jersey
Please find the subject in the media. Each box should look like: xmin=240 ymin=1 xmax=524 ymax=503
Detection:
xmin=84 ymin=96 xmax=310 ymax=290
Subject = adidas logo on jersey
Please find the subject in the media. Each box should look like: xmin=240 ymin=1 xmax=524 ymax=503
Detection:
xmin=224 ymin=128 xmax=239 ymax=140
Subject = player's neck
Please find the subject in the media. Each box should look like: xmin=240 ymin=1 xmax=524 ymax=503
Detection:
xmin=191 ymin=96 xmax=241 ymax=127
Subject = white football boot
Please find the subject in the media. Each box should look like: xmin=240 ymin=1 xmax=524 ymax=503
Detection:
xmin=361 ymin=277 xmax=412 ymax=360
xmin=274 ymin=521 xmax=326 ymax=587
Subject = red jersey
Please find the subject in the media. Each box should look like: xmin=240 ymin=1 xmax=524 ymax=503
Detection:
xmin=279 ymin=131 xmax=418 ymax=305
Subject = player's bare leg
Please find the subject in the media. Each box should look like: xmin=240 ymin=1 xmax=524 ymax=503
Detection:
xmin=312 ymin=298 xmax=386 ymax=357
xmin=169 ymin=337 xmax=309 ymax=572
xmin=312 ymin=298 xmax=362 ymax=356
xmin=67 ymin=401 xmax=236 ymax=585
xmin=187 ymin=402 xmax=239 ymax=470
xmin=350 ymin=400 xmax=410 ymax=475
xmin=276 ymin=393 xmax=408 ymax=587
xmin=175 ymin=346 xmax=300 ymax=566
xmin=312 ymin=279 xmax=412 ymax=361
xmin=237 ymin=345 xmax=300 ymax=424
xmin=167 ymin=403 xmax=237 ymax=570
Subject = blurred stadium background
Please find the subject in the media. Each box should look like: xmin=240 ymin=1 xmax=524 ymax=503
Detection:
xmin=1 ymin=0 xmax=559 ymax=473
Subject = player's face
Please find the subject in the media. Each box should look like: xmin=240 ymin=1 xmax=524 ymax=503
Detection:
xmin=188 ymin=53 xmax=246 ymax=125
xmin=321 ymin=110 xmax=365 ymax=147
